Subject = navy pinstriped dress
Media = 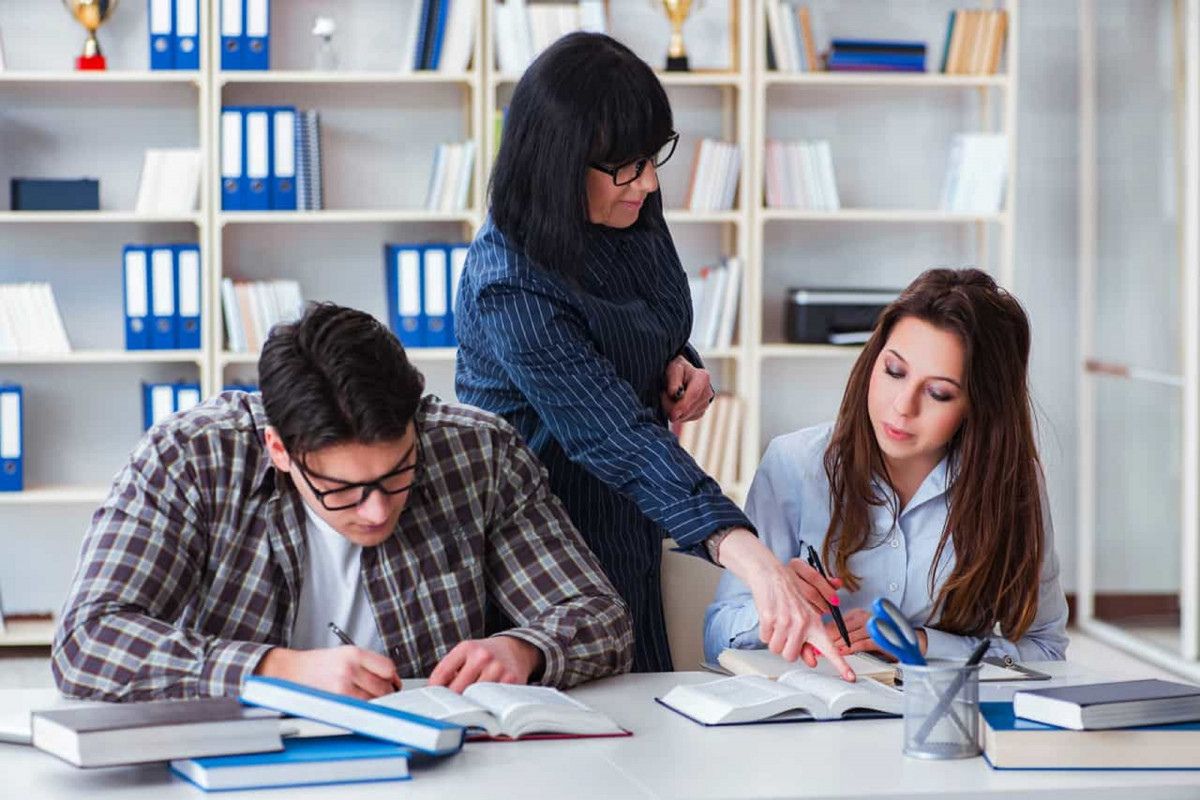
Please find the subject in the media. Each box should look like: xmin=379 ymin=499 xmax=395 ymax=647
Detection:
xmin=454 ymin=217 xmax=753 ymax=672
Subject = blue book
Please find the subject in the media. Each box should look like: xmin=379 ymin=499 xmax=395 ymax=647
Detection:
xmin=413 ymin=0 xmax=436 ymax=69
xmin=0 ymin=385 xmax=23 ymax=492
xmin=830 ymin=38 xmax=926 ymax=52
xmin=219 ymin=0 xmax=243 ymax=70
xmin=828 ymin=52 xmax=926 ymax=69
xmin=148 ymin=0 xmax=175 ymax=70
xmin=240 ymin=676 xmax=465 ymax=756
xmin=270 ymin=106 xmax=297 ymax=210
xmin=243 ymin=0 xmax=270 ymax=70
xmin=174 ymin=244 xmax=202 ymax=349
xmin=981 ymin=702 xmax=1200 ymax=770
xmin=171 ymin=736 xmax=411 ymax=792
xmin=428 ymin=0 xmax=452 ymax=70
xmin=174 ymin=0 xmax=201 ymax=70
xmin=123 ymin=245 xmax=151 ymax=350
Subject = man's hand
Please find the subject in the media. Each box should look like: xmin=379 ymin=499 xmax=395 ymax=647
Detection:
xmin=428 ymin=636 xmax=544 ymax=694
xmin=662 ymin=355 xmax=714 ymax=424
xmin=254 ymin=646 xmax=402 ymax=700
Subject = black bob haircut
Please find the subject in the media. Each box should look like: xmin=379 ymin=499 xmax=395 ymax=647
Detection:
xmin=259 ymin=302 xmax=425 ymax=458
xmin=488 ymin=32 xmax=674 ymax=277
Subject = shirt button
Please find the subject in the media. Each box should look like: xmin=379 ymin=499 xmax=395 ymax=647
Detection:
xmin=888 ymin=582 xmax=899 ymax=592
xmin=891 ymin=538 xmax=900 ymax=548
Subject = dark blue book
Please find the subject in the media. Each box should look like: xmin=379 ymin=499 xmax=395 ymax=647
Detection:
xmin=830 ymin=38 xmax=926 ymax=53
xmin=827 ymin=52 xmax=926 ymax=70
xmin=1013 ymin=679 xmax=1200 ymax=730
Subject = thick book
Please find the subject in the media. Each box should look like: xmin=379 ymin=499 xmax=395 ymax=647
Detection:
xmin=657 ymin=673 xmax=902 ymax=726
xmin=170 ymin=735 xmax=411 ymax=791
xmin=371 ymin=683 xmax=629 ymax=741
xmin=981 ymin=701 xmax=1200 ymax=770
xmin=31 ymin=698 xmax=282 ymax=768
xmin=717 ymin=647 xmax=900 ymax=685
xmin=240 ymin=676 xmax=465 ymax=756
xmin=1012 ymin=679 xmax=1200 ymax=730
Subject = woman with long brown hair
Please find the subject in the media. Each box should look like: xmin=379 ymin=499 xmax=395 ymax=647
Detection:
xmin=704 ymin=268 xmax=1068 ymax=665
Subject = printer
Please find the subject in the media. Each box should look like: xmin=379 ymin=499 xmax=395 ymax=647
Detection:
xmin=786 ymin=288 xmax=900 ymax=345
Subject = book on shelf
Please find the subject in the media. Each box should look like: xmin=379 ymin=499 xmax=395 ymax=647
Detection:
xmin=827 ymin=39 xmax=926 ymax=73
xmin=240 ymin=676 xmax=466 ymax=756
xmin=123 ymin=243 xmax=202 ymax=351
xmin=981 ymin=701 xmax=1200 ymax=770
xmin=402 ymin=0 xmax=478 ymax=72
xmin=371 ymin=683 xmax=629 ymax=741
xmin=31 ymin=697 xmax=283 ymax=769
xmin=424 ymin=141 xmax=476 ymax=213
xmin=149 ymin=0 xmax=201 ymax=71
xmin=384 ymin=242 xmax=469 ymax=348
xmin=134 ymin=149 xmax=202 ymax=215
xmin=657 ymin=671 xmax=902 ymax=726
xmin=295 ymin=109 xmax=324 ymax=211
xmin=222 ymin=106 xmax=321 ymax=212
xmin=687 ymin=256 xmax=741 ymax=350
xmin=683 ymin=139 xmax=741 ymax=213
xmin=0 ymin=283 xmax=71 ymax=355
xmin=1013 ymin=679 xmax=1200 ymax=731
xmin=939 ymin=133 xmax=1007 ymax=214
xmin=170 ymin=735 xmax=412 ymax=792
xmin=219 ymin=0 xmax=270 ymax=71
xmin=673 ymin=393 xmax=742 ymax=488
xmin=764 ymin=139 xmax=839 ymax=211
xmin=767 ymin=2 xmax=819 ymax=72
xmin=941 ymin=9 xmax=1008 ymax=76
xmin=221 ymin=278 xmax=304 ymax=354
xmin=492 ymin=0 xmax=607 ymax=74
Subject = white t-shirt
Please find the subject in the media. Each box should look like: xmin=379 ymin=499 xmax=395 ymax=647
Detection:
xmin=290 ymin=502 xmax=388 ymax=654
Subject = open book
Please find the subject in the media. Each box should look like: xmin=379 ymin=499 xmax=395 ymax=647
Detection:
xmin=371 ymin=684 xmax=628 ymax=741
xmin=658 ymin=672 xmax=903 ymax=726
xmin=718 ymin=648 xmax=899 ymax=685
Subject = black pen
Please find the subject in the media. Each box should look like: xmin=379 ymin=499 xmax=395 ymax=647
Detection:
xmin=328 ymin=621 xmax=355 ymax=647
xmin=805 ymin=544 xmax=852 ymax=649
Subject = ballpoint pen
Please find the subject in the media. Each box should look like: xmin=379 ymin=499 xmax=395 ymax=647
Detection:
xmin=328 ymin=621 xmax=355 ymax=647
xmin=806 ymin=544 xmax=851 ymax=649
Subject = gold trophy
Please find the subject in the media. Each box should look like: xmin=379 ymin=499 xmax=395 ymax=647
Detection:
xmin=63 ymin=0 xmax=120 ymax=71
xmin=661 ymin=0 xmax=695 ymax=71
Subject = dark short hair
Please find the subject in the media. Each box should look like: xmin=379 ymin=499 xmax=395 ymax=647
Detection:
xmin=259 ymin=303 xmax=425 ymax=457
xmin=489 ymin=32 xmax=674 ymax=277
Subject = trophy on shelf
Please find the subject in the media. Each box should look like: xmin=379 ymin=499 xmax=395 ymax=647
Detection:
xmin=62 ymin=0 xmax=119 ymax=71
xmin=660 ymin=0 xmax=696 ymax=71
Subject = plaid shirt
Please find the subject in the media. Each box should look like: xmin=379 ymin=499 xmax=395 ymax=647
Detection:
xmin=52 ymin=392 xmax=633 ymax=701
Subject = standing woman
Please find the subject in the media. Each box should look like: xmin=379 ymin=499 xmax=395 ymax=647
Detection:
xmin=455 ymin=32 xmax=852 ymax=677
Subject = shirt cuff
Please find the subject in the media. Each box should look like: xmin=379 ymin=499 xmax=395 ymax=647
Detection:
xmin=492 ymin=627 xmax=566 ymax=688
xmin=920 ymin=627 xmax=976 ymax=661
xmin=203 ymin=640 xmax=278 ymax=698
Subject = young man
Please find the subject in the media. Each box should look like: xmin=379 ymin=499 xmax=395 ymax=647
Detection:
xmin=52 ymin=303 xmax=633 ymax=701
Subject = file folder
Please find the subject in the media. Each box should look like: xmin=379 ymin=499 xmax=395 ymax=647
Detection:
xmin=244 ymin=0 xmax=270 ymax=70
xmin=244 ymin=108 xmax=272 ymax=211
xmin=387 ymin=245 xmax=424 ymax=348
xmin=148 ymin=0 xmax=175 ymax=70
xmin=422 ymin=246 xmax=451 ymax=347
xmin=175 ymin=244 xmax=202 ymax=349
xmin=448 ymin=244 xmax=468 ymax=347
xmin=149 ymin=246 xmax=178 ymax=349
xmin=123 ymin=245 xmax=151 ymax=350
xmin=0 ymin=386 xmax=22 ymax=492
xmin=174 ymin=382 xmax=202 ymax=413
xmin=220 ymin=0 xmax=244 ymax=70
xmin=271 ymin=106 xmax=297 ymax=211
xmin=221 ymin=108 xmax=244 ymax=210
xmin=175 ymin=0 xmax=201 ymax=70
xmin=143 ymin=382 xmax=176 ymax=430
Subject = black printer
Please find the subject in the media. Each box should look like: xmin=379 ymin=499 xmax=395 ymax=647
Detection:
xmin=786 ymin=288 xmax=900 ymax=345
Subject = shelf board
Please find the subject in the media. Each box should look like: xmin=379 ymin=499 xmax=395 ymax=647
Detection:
xmin=0 ymin=211 xmax=201 ymax=225
xmin=764 ymin=72 xmax=1009 ymax=89
xmin=758 ymin=343 xmax=864 ymax=359
xmin=664 ymin=210 xmax=743 ymax=225
xmin=0 ymin=618 xmax=56 ymax=647
xmin=760 ymin=209 xmax=1009 ymax=224
xmin=0 ymin=71 xmax=199 ymax=85
xmin=0 ymin=350 xmax=202 ymax=365
xmin=219 ymin=210 xmax=477 ymax=225
xmin=0 ymin=486 xmax=108 ymax=505
xmin=221 ymin=347 xmax=458 ymax=367
xmin=698 ymin=348 xmax=742 ymax=360
xmin=490 ymin=71 xmax=743 ymax=89
xmin=220 ymin=71 xmax=476 ymax=86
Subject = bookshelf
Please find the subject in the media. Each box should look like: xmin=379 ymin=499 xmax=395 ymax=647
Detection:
xmin=0 ymin=0 xmax=1018 ymax=645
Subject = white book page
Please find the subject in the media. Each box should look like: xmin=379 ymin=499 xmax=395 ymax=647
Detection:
xmin=778 ymin=672 xmax=903 ymax=718
xmin=372 ymin=686 xmax=497 ymax=735
xmin=662 ymin=675 xmax=826 ymax=724
xmin=462 ymin=683 xmax=618 ymax=737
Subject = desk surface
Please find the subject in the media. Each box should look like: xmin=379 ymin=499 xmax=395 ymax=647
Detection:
xmin=4 ymin=663 xmax=1200 ymax=799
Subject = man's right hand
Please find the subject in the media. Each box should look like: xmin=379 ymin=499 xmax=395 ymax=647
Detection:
xmin=254 ymin=646 xmax=402 ymax=700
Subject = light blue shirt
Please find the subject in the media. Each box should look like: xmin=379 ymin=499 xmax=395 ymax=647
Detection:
xmin=704 ymin=423 xmax=1069 ymax=664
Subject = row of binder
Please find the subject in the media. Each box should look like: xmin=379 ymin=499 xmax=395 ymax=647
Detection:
xmin=220 ymin=0 xmax=271 ymax=70
xmin=148 ymin=0 xmax=201 ymax=70
xmin=221 ymin=106 xmax=305 ymax=211
xmin=143 ymin=381 xmax=201 ymax=431
xmin=0 ymin=385 xmax=21 ymax=492
xmin=384 ymin=243 xmax=469 ymax=349
xmin=123 ymin=244 xmax=202 ymax=351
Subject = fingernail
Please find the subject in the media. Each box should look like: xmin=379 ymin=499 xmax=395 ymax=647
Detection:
xmin=828 ymin=595 xmax=840 ymax=606
xmin=812 ymin=647 xmax=821 ymax=656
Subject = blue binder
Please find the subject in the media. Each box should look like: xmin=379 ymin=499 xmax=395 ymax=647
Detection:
xmin=220 ymin=108 xmax=245 ymax=210
xmin=142 ymin=382 xmax=177 ymax=430
xmin=174 ymin=0 xmax=201 ymax=69
xmin=243 ymin=0 xmax=270 ymax=70
xmin=422 ymin=246 xmax=451 ymax=347
xmin=148 ymin=0 xmax=175 ymax=70
xmin=386 ymin=244 xmax=424 ymax=348
xmin=123 ymin=244 xmax=151 ymax=350
xmin=174 ymin=382 xmax=202 ymax=414
xmin=149 ymin=245 xmax=178 ymax=349
xmin=0 ymin=385 xmax=23 ymax=492
xmin=220 ymin=0 xmax=243 ymax=70
xmin=175 ymin=244 xmax=202 ymax=349
xmin=447 ymin=244 xmax=468 ymax=347
xmin=243 ymin=107 xmax=272 ymax=211
xmin=270 ymin=106 xmax=297 ymax=210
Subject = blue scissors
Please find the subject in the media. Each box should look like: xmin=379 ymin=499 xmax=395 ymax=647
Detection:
xmin=866 ymin=597 xmax=926 ymax=666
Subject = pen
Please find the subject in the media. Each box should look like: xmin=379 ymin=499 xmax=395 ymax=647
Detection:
xmin=328 ymin=621 xmax=355 ymax=647
xmin=806 ymin=544 xmax=852 ymax=649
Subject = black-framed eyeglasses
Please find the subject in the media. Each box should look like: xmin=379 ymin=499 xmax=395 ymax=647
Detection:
xmin=589 ymin=132 xmax=680 ymax=187
xmin=293 ymin=440 xmax=420 ymax=512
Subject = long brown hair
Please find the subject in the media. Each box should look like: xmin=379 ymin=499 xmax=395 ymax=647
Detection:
xmin=823 ymin=268 xmax=1044 ymax=641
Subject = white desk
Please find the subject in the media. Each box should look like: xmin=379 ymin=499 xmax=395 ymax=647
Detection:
xmin=3 ymin=663 xmax=1200 ymax=799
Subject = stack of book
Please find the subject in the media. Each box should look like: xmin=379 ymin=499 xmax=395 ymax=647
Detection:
xmin=492 ymin=0 xmax=607 ymax=74
xmin=220 ymin=278 xmax=304 ymax=354
xmin=222 ymin=107 xmax=322 ymax=212
xmin=404 ymin=0 xmax=478 ymax=72
xmin=765 ymin=1 xmax=819 ymax=72
xmin=939 ymin=133 xmax=1007 ymax=214
xmin=827 ymin=39 xmax=925 ymax=72
xmin=684 ymin=139 xmax=742 ymax=212
xmin=143 ymin=381 xmax=202 ymax=430
xmin=687 ymin=257 xmax=741 ymax=351
xmin=425 ymin=142 xmax=476 ymax=213
xmin=763 ymin=140 xmax=839 ymax=211
xmin=134 ymin=149 xmax=203 ymax=215
xmin=941 ymin=9 xmax=1008 ymax=75
xmin=673 ymin=394 xmax=742 ymax=488
xmin=0 ymin=283 xmax=71 ymax=355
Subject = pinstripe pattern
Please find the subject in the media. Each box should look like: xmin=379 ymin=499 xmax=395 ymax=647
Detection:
xmin=455 ymin=218 xmax=752 ymax=672
xmin=52 ymin=391 xmax=632 ymax=701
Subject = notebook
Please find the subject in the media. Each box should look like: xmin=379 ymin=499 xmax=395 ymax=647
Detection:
xmin=1012 ymin=679 xmax=1200 ymax=730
